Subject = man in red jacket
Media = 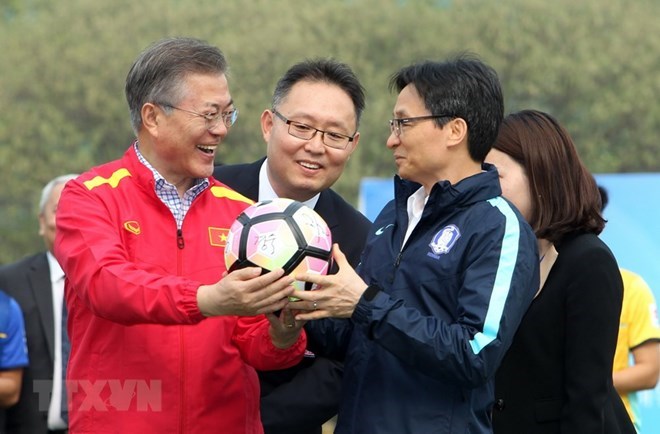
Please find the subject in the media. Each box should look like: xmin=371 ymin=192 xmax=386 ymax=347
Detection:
xmin=54 ymin=37 xmax=305 ymax=434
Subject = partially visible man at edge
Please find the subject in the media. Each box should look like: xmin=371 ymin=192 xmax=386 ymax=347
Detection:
xmin=54 ymin=37 xmax=306 ymax=434
xmin=214 ymin=58 xmax=371 ymax=434
xmin=0 ymin=289 xmax=28 ymax=414
xmin=0 ymin=174 xmax=78 ymax=434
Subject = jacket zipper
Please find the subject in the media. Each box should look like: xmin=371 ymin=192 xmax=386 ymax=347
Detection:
xmin=179 ymin=327 xmax=185 ymax=433
xmin=177 ymin=226 xmax=185 ymax=433
xmin=394 ymin=251 xmax=403 ymax=267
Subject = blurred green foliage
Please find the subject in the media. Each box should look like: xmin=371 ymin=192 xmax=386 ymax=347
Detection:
xmin=1 ymin=0 xmax=659 ymax=263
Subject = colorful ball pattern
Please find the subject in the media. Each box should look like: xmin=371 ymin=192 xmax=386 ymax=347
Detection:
xmin=224 ymin=198 xmax=333 ymax=291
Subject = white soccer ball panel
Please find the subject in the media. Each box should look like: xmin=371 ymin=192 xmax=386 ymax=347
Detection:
xmin=291 ymin=207 xmax=333 ymax=251
xmin=243 ymin=221 xmax=300 ymax=272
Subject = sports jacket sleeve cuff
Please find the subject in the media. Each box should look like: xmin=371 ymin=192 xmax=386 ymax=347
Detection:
xmin=352 ymin=285 xmax=386 ymax=327
xmin=258 ymin=328 xmax=307 ymax=370
xmin=181 ymin=282 xmax=206 ymax=323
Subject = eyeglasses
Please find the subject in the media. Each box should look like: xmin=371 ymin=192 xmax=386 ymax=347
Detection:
xmin=272 ymin=109 xmax=355 ymax=150
xmin=389 ymin=114 xmax=453 ymax=137
xmin=160 ymin=104 xmax=239 ymax=129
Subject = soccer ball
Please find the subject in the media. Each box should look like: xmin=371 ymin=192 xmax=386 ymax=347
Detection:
xmin=224 ymin=198 xmax=333 ymax=291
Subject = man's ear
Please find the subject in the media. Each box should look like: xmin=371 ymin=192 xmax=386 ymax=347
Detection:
xmin=38 ymin=214 xmax=46 ymax=237
xmin=446 ymin=117 xmax=469 ymax=148
xmin=347 ymin=131 xmax=360 ymax=157
xmin=141 ymin=103 xmax=161 ymax=136
xmin=261 ymin=109 xmax=274 ymax=142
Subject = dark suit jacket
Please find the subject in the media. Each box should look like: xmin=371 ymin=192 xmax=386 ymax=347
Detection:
xmin=214 ymin=159 xmax=372 ymax=434
xmin=0 ymin=252 xmax=55 ymax=434
xmin=493 ymin=232 xmax=635 ymax=434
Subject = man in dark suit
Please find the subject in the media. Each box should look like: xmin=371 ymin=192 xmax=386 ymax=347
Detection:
xmin=0 ymin=174 xmax=77 ymax=434
xmin=214 ymin=59 xmax=371 ymax=434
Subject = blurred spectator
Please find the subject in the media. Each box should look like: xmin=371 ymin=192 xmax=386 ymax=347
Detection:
xmin=0 ymin=289 xmax=28 ymax=411
xmin=600 ymin=185 xmax=660 ymax=432
xmin=0 ymin=174 xmax=76 ymax=434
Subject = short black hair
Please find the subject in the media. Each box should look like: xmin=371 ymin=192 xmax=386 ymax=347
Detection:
xmin=389 ymin=54 xmax=503 ymax=162
xmin=272 ymin=58 xmax=366 ymax=127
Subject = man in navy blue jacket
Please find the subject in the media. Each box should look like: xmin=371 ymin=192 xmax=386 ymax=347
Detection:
xmin=214 ymin=58 xmax=371 ymax=434
xmin=293 ymin=55 xmax=539 ymax=434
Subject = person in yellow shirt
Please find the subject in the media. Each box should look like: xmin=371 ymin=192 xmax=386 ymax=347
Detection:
xmin=612 ymin=269 xmax=660 ymax=432
xmin=600 ymin=186 xmax=660 ymax=432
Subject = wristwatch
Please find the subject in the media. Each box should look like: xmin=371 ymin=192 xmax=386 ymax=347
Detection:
xmin=362 ymin=283 xmax=381 ymax=301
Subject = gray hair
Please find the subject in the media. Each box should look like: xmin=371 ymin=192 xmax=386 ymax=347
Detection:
xmin=125 ymin=37 xmax=229 ymax=134
xmin=39 ymin=174 xmax=79 ymax=215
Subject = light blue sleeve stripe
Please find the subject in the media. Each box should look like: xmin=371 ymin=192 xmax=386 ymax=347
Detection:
xmin=469 ymin=197 xmax=521 ymax=354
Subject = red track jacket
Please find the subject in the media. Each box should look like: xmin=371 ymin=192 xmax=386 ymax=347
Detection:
xmin=54 ymin=146 xmax=305 ymax=433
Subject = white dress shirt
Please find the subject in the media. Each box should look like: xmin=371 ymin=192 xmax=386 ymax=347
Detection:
xmin=402 ymin=186 xmax=429 ymax=247
xmin=258 ymin=158 xmax=320 ymax=208
xmin=46 ymin=251 xmax=67 ymax=429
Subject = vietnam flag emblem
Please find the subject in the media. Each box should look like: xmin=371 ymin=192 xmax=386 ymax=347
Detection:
xmin=209 ymin=227 xmax=230 ymax=247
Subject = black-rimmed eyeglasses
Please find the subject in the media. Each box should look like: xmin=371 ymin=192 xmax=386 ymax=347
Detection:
xmin=272 ymin=109 xmax=355 ymax=150
xmin=389 ymin=114 xmax=453 ymax=137
xmin=160 ymin=104 xmax=239 ymax=129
